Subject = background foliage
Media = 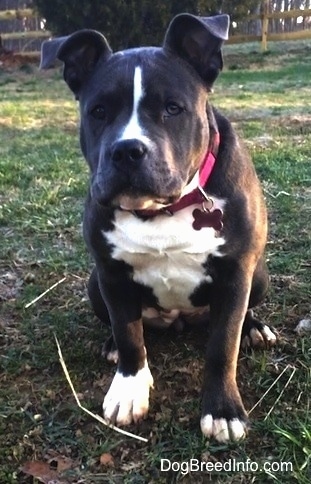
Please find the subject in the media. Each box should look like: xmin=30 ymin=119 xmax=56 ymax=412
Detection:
xmin=33 ymin=0 xmax=261 ymax=49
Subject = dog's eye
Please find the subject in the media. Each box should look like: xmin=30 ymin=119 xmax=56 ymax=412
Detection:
xmin=165 ymin=102 xmax=183 ymax=116
xmin=90 ymin=105 xmax=106 ymax=120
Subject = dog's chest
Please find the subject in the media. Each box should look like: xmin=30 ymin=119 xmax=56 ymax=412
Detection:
xmin=105 ymin=205 xmax=225 ymax=310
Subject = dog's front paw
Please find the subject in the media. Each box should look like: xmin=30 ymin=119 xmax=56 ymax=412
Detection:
xmin=103 ymin=362 xmax=154 ymax=425
xmin=201 ymin=387 xmax=248 ymax=442
xmin=200 ymin=415 xmax=247 ymax=443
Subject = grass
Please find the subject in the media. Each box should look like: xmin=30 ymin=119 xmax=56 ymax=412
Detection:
xmin=0 ymin=40 xmax=310 ymax=483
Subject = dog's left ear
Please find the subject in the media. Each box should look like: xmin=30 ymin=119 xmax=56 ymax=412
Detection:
xmin=164 ymin=13 xmax=230 ymax=89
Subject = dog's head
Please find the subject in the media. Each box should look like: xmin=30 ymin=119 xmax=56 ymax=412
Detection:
xmin=41 ymin=14 xmax=229 ymax=211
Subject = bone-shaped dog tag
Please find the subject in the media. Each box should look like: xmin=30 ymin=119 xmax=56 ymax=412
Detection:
xmin=192 ymin=208 xmax=223 ymax=231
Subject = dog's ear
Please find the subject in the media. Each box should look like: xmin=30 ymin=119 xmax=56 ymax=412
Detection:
xmin=164 ymin=14 xmax=229 ymax=89
xmin=57 ymin=31 xmax=112 ymax=95
xmin=40 ymin=30 xmax=112 ymax=97
xmin=40 ymin=36 xmax=69 ymax=69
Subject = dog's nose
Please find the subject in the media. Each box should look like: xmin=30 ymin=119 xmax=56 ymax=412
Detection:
xmin=110 ymin=139 xmax=147 ymax=165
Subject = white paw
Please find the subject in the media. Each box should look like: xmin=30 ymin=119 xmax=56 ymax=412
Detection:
xmin=200 ymin=415 xmax=247 ymax=442
xmin=260 ymin=324 xmax=277 ymax=345
xmin=103 ymin=361 xmax=154 ymax=425
xmin=242 ymin=324 xmax=277 ymax=349
xmin=106 ymin=349 xmax=119 ymax=364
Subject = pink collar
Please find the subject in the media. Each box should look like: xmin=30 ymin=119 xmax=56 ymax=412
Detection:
xmin=140 ymin=132 xmax=220 ymax=217
xmin=135 ymin=132 xmax=222 ymax=231
xmin=166 ymin=131 xmax=220 ymax=214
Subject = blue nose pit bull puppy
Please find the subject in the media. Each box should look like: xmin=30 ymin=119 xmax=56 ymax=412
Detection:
xmin=40 ymin=13 xmax=277 ymax=443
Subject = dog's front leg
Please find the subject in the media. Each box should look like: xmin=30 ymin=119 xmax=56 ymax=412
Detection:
xmin=201 ymin=262 xmax=254 ymax=442
xmin=98 ymin=271 xmax=153 ymax=426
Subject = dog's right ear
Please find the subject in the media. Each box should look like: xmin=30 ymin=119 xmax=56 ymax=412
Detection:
xmin=40 ymin=30 xmax=112 ymax=97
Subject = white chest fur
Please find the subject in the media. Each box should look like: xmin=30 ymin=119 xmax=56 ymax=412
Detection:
xmin=104 ymin=202 xmax=226 ymax=310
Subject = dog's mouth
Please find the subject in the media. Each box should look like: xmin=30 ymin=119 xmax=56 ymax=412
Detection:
xmin=110 ymin=171 xmax=200 ymax=213
xmin=114 ymin=194 xmax=180 ymax=212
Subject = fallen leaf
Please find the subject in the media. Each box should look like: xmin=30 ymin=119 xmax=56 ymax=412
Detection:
xmin=100 ymin=452 xmax=114 ymax=467
xmin=20 ymin=460 xmax=66 ymax=483
xmin=295 ymin=318 xmax=311 ymax=335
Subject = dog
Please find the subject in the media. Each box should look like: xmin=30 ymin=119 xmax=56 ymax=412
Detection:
xmin=40 ymin=13 xmax=277 ymax=442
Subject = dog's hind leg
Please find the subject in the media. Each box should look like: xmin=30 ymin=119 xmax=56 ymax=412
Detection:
xmin=241 ymin=257 xmax=277 ymax=349
xmin=88 ymin=267 xmax=110 ymax=324
xmin=88 ymin=267 xmax=118 ymax=363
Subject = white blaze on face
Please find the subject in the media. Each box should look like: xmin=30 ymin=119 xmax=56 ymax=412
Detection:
xmin=120 ymin=66 xmax=152 ymax=146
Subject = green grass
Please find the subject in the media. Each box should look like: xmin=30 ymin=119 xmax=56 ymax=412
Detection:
xmin=0 ymin=42 xmax=310 ymax=483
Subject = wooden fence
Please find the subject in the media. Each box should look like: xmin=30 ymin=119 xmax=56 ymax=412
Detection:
xmin=229 ymin=1 xmax=311 ymax=50
xmin=0 ymin=8 xmax=50 ymax=54
xmin=1 ymin=3 xmax=311 ymax=55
